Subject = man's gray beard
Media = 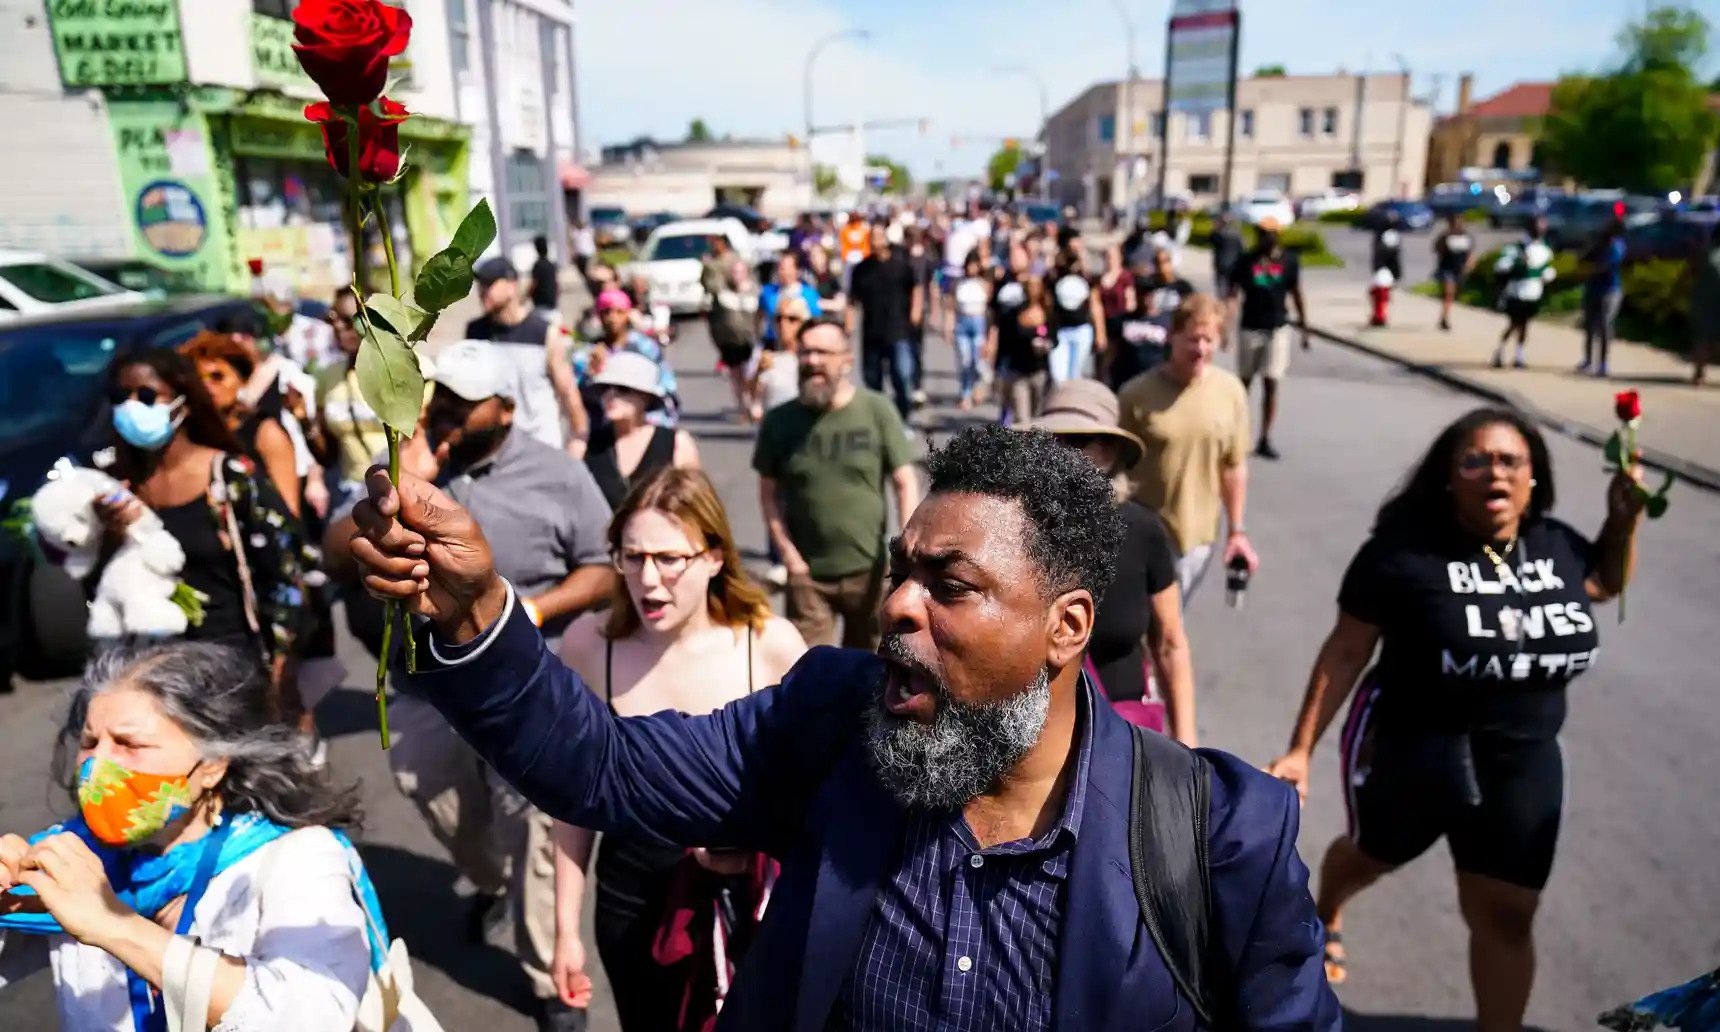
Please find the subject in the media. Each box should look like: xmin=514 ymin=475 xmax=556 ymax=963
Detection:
xmin=798 ymin=373 xmax=835 ymax=408
xmin=865 ymin=664 xmax=1053 ymax=811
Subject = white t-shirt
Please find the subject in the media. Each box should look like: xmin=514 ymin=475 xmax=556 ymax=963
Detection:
xmin=954 ymin=276 xmax=989 ymax=317
xmin=944 ymin=220 xmax=979 ymax=268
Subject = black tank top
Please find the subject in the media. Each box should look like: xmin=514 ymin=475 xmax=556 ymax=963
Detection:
xmin=585 ymin=424 xmax=676 ymax=511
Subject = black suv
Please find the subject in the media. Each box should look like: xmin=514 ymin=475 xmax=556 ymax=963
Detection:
xmin=0 ymin=295 xmax=257 ymax=686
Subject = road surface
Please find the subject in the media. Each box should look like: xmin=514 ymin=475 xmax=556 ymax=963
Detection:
xmin=3 ymin=314 xmax=1715 ymax=1031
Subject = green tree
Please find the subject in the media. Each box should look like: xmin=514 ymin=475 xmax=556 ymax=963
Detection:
xmin=1538 ymin=6 xmax=1719 ymax=192
xmin=813 ymin=163 xmax=839 ymax=197
xmin=866 ymin=154 xmax=911 ymax=194
xmin=686 ymin=118 xmax=713 ymax=142
xmin=986 ymin=142 xmax=1024 ymax=192
xmin=1253 ymin=64 xmax=1287 ymax=77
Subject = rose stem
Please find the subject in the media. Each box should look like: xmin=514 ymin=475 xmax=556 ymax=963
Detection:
xmin=372 ymin=197 xmax=416 ymax=676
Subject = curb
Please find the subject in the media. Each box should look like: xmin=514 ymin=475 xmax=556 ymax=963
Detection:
xmin=1305 ymin=325 xmax=1720 ymax=494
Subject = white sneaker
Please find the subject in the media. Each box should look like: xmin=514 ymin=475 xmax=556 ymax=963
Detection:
xmin=766 ymin=564 xmax=789 ymax=587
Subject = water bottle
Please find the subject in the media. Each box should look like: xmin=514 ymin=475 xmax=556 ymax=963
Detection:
xmin=1225 ymin=555 xmax=1252 ymax=609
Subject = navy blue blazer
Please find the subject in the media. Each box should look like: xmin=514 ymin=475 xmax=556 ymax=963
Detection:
xmin=405 ymin=597 xmax=1339 ymax=1031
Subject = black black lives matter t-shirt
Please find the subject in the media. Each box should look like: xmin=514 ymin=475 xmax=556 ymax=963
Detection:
xmin=1339 ymin=517 xmax=1601 ymax=739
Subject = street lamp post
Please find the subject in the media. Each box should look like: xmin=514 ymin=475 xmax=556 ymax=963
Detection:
xmin=995 ymin=64 xmax=1051 ymax=201
xmin=1111 ymin=0 xmax=1138 ymax=223
xmin=804 ymin=29 xmax=869 ymax=204
xmin=1391 ymin=53 xmax=1411 ymax=198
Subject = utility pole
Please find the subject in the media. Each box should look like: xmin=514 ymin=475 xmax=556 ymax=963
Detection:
xmin=995 ymin=65 xmax=1051 ymax=202
xmin=1218 ymin=8 xmax=1242 ymax=206
xmin=1155 ymin=14 xmax=1173 ymax=213
xmin=1391 ymin=54 xmax=1411 ymax=198
xmin=1111 ymin=0 xmax=1138 ymax=221
xmin=1352 ymin=53 xmax=1371 ymax=195
xmin=804 ymin=29 xmax=869 ymax=205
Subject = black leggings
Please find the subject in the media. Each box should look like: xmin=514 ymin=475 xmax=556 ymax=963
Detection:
xmin=594 ymin=835 xmax=690 ymax=1031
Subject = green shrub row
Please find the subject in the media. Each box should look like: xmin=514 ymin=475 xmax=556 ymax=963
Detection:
xmin=1145 ymin=211 xmax=1345 ymax=267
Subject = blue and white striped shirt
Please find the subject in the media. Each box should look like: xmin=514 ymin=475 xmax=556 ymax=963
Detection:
xmin=835 ymin=692 xmax=1095 ymax=1031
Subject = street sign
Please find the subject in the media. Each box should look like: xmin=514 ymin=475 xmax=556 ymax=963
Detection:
xmin=1166 ymin=0 xmax=1239 ymax=115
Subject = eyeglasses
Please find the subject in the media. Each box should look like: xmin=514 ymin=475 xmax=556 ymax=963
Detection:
xmin=1456 ymin=451 xmax=1531 ymax=478
xmin=109 ymin=386 xmax=166 ymax=406
xmin=613 ymin=548 xmax=710 ymax=579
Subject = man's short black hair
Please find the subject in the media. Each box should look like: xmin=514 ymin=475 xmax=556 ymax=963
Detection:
xmin=533 ymin=234 xmax=549 ymax=255
xmin=922 ymin=424 xmax=1123 ymax=604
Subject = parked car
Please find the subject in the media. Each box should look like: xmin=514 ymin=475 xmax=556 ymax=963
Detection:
xmin=629 ymin=211 xmax=680 ymax=242
xmin=1012 ymin=201 xmax=1064 ymax=226
xmin=1360 ymin=199 xmax=1435 ymax=231
xmin=1296 ymin=189 xmax=1361 ymax=219
xmin=0 ymin=250 xmax=146 ymax=319
xmin=1544 ymin=193 xmax=1661 ymax=251
xmin=706 ymin=203 xmax=771 ymax=234
xmin=0 ymin=295 xmax=258 ymax=685
xmin=589 ymin=206 xmax=631 ymax=248
xmin=1487 ymin=186 xmax=1565 ymax=229
xmin=623 ymin=217 xmax=752 ymax=315
xmin=70 ymin=258 xmax=202 ymax=299
xmin=1232 ymin=190 xmax=1297 ymax=227
xmin=1623 ymin=213 xmax=1719 ymax=263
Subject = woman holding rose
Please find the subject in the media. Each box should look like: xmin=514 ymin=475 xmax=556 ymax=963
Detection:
xmin=1265 ymin=407 xmax=1644 ymax=1030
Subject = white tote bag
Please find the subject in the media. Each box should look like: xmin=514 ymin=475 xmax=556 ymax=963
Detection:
xmin=163 ymin=830 xmax=443 ymax=1032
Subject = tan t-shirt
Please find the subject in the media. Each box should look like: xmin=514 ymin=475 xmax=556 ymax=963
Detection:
xmin=1118 ymin=366 xmax=1251 ymax=553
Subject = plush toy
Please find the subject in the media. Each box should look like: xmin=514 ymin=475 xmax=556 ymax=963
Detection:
xmin=30 ymin=464 xmax=192 ymax=639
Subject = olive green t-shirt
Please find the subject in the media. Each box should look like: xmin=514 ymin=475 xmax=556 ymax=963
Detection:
xmin=752 ymin=388 xmax=914 ymax=579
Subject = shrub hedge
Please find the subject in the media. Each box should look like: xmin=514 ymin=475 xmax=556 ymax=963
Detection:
xmin=1143 ymin=211 xmax=1344 ymax=268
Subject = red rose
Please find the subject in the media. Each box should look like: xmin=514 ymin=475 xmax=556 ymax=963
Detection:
xmin=246 ymin=258 xmax=265 ymax=276
xmin=1614 ymin=389 xmax=1642 ymax=422
xmin=292 ymin=0 xmax=412 ymax=107
xmin=305 ymin=98 xmax=410 ymax=183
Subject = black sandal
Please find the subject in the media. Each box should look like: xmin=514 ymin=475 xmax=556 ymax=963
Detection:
xmin=1323 ymin=930 xmax=1348 ymax=985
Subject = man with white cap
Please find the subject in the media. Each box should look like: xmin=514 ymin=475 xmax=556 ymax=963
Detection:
xmin=324 ymin=337 xmax=614 ymax=1032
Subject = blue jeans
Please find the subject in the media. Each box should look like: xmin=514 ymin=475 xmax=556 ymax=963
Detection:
xmin=862 ymin=338 xmax=917 ymax=417
xmin=1050 ymin=323 xmax=1094 ymax=383
xmin=953 ymin=314 xmax=987 ymax=399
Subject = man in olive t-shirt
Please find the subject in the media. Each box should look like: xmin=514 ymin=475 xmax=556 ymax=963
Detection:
xmin=1118 ymin=295 xmax=1260 ymax=598
xmin=754 ymin=320 xmax=920 ymax=648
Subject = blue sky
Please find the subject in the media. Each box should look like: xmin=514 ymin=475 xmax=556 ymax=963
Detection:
xmin=576 ymin=0 xmax=1718 ymax=177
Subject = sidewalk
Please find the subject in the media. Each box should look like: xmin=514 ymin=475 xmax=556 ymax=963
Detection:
xmin=1300 ymin=277 xmax=1719 ymax=490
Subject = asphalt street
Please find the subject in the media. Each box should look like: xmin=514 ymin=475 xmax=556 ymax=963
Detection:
xmin=3 ymin=312 xmax=1716 ymax=1030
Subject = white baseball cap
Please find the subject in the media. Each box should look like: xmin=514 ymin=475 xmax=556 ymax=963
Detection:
xmin=430 ymin=339 xmax=512 ymax=402
xmin=590 ymin=350 xmax=666 ymax=401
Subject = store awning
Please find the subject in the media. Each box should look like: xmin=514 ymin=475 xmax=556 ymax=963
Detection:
xmin=560 ymin=159 xmax=591 ymax=190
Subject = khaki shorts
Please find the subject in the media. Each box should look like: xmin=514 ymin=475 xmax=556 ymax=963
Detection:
xmin=1237 ymin=326 xmax=1291 ymax=382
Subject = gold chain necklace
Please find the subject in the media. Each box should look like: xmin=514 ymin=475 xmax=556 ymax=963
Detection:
xmin=1481 ymin=537 xmax=1517 ymax=577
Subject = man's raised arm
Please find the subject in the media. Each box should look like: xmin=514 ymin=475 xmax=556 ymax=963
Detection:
xmin=348 ymin=467 xmax=870 ymax=855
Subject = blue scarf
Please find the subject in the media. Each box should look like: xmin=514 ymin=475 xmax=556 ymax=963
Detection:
xmin=0 ymin=812 xmax=390 ymax=1031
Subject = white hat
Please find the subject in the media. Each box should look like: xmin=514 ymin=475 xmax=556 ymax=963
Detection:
xmin=258 ymin=269 xmax=296 ymax=304
xmin=430 ymin=339 xmax=512 ymax=402
xmin=590 ymin=350 xmax=666 ymax=402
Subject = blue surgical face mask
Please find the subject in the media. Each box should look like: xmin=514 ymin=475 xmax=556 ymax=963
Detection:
xmin=112 ymin=398 xmax=184 ymax=450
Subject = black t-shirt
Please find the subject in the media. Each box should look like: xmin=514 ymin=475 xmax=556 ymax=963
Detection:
xmin=849 ymin=253 xmax=917 ymax=347
xmin=1436 ymin=230 xmax=1475 ymax=274
xmin=1339 ymin=517 xmax=1601 ymax=740
xmin=1133 ymin=274 xmax=1194 ymax=319
xmin=465 ymin=310 xmax=552 ymax=345
xmin=1108 ymin=312 xmax=1172 ymax=389
xmin=1372 ymin=227 xmax=1403 ymax=274
xmin=1089 ymin=502 xmax=1179 ymax=702
xmin=1210 ymin=225 xmax=1245 ymax=275
xmin=989 ymin=272 xmax=1035 ymax=371
xmin=1050 ymin=269 xmax=1095 ymax=329
xmin=157 ymin=498 xmax=249 ymax=646
xmin=530 ymin=257 xmax=560 ymax=309
xmin=1228 ymin=249 xmax=1301 ymax=331
xmin=906 ymin=248 xmax=936 ymax=290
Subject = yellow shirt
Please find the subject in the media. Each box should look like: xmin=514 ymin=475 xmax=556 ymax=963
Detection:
xmin=1117 ymin=365 xmax=1251 ymax=553
xmin=317 ymin=367 xmax=390 ymax=485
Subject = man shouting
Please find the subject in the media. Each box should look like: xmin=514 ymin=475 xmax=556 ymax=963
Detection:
xmin=346 ymin=424 xmax=1337 ymax=1031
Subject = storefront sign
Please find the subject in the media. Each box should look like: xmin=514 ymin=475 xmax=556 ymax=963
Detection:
xmin=251 ymin=13 xmax=314 ymax=91
xmin=1165 ymin=0 xmax=1239 ymax=115
xmin=135 ymin=180 xmax=206 ymax=256
xmin=108 ymin=100 xmax=231 ymax=288
xmin=48 ymin=0 xmax=187 ymax=87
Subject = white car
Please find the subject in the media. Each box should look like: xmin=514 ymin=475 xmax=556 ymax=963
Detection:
xmin=0 ymin=250 xmax=145 ymax=319
xmin=1232 ymin=191 xmax=1297 ymax=227
xmin=624 ymin=218 xmax=752 ymax=316
xmin=1296 ymin=189 xmax=1361 ymax=219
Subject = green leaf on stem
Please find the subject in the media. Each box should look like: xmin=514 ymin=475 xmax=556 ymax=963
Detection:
xmin=365 ymin=293 xmax=430 ymax=341
xmin=354 ymin=323 xmax=426 ymax=432
xmin=1603 ymin=431 xmax=1623 ymax=468
xmin=1645 ymin=493 xmax=1669 ymax=519
xmin=450 ymin=199 xmax=497 ymax=260
xmin=413 ymin=246 xmax=474 ymax=313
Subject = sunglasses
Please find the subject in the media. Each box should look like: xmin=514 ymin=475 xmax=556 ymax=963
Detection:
xmin=613 ymin=548 xmax=710 ymax=580
xmin=109 ymin=386 xmax=170 ymax=406
xmin=1456 ymin=451 xmax=1531 ymax=478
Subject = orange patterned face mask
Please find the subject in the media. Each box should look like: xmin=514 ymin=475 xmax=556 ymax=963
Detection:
xmin=76 ymin=756 xmax=198 ymax=846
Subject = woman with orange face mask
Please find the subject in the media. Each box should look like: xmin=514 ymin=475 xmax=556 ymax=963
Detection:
xmin=0 ymin=642 xmax=423 ymax=1030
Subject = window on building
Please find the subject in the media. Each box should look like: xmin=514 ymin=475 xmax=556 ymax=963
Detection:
xmin=1322 ymin=107 xmax=1339 ymax=136
xmin=1298 ymin=108 xmax=1314 ymax=137
xmin=1186 ymin=112 xmax=1212 ymax=142
xmin=506 ymin=151 xmax=551 ymax=236
xmin=446 ymin=0 xmax=471 ymax=73
xmin=1098 ymin=115 xmax=1116 ymax=143
xmin=253 ymin=0 xmax=297 ymax=15
xmin=1528 ymin=141 xmax=1545 ymax=172
xmin=1239 ymin=109 xmax=1254 ymax=138
xmin=1188 ymin=173 xmax=1220 ymax=194
xmin=1491 ymin=140 xmax=1513 ymax=170
xmin=1332 ymin=169 xmax=1364 ymax=190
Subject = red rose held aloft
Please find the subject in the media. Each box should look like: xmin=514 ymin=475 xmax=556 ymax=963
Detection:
xmin=292 ymin=0 xmax=412 ymax=107
xmin=305 ymin=98 xmax=410 ymax=183
xmin=1614 ymin=389 xmax=1642 ymax=422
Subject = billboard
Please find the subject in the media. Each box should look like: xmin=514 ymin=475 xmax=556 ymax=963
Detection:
xmin=1166 ymin=0 xmax=1239 ymax=115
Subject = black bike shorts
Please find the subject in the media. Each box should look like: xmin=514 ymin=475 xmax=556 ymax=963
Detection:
xmin=1338 ymin=681 xmax=1565 ymax=890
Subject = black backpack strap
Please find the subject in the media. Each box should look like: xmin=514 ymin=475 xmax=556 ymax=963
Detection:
xmin=1129 ymin=724 xmax=1218 ymax=1026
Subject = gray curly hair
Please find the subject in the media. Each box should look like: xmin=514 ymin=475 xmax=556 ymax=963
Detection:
xmin=53 ymin=642 xmax=361 ymax=830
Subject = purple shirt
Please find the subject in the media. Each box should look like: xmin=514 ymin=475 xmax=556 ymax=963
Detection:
xmin=835 ymin=687 xmax=1095 ymax=1031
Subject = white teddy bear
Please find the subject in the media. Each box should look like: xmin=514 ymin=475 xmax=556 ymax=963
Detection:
xmin=30 ymin=464 xmax=191 ymax=639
